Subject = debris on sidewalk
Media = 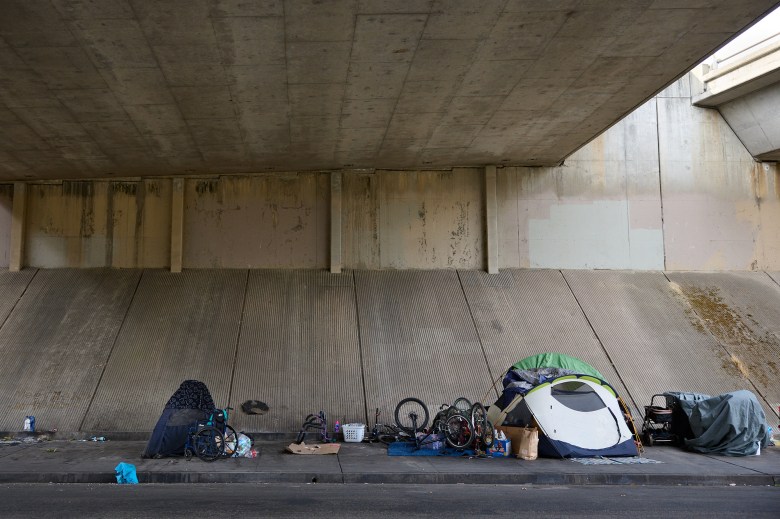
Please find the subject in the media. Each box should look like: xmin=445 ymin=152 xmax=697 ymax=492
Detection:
xmin=286 ymin=442 xmax=340 ymax=455
xmin=1 ymin=435 xmax=50 ymax=446
xmin=570 ymin=456 xmax=663 ymax=465
xmin=115 ymin=462 xmax=138 ymax=484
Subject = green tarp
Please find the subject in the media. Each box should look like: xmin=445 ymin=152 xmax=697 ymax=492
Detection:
xmin=511 ymin=353 xmax=605 ymax=380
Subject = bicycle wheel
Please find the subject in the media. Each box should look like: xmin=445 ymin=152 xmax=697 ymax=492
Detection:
xmin=394 ymin=397 xmax=430 ymax=433
xmin=470 ymin=402 xmax=487 ymax=429
xmin=193 ymin=426 xmax=223 ymax=462
xmin=480 ymin=420 xmax=495 ymax=449
xmin=219 ymin=425 xmax=239 ymax=457
xmin=452 ymin=397 xmax=472 ymax=414
xmin=444 ymin=413 xmax=474 ymax=449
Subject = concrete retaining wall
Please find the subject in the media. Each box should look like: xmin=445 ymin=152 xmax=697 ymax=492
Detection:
xmin=0 ymin=75 xmax=778 ymax=271
xmin=1 ymin=268 xmax=778 ymax=433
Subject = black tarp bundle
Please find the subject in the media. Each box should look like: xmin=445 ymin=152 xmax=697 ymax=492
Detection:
xmin=142 ymin=380 xmax=216 ymax=458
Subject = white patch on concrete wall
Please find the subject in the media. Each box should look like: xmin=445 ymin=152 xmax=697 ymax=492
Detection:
xmin=528 ymin=200 xmax=664 ymax=269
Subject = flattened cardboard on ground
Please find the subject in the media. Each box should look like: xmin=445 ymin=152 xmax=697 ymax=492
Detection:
xmin=285 ymin=442 xmax=341 ymax=455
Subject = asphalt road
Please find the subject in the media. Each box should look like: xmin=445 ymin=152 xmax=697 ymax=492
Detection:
xmin=1 ymin=483 xmax=778 ymax=518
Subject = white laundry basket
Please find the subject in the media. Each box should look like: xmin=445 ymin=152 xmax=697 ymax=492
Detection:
xmin=341 ymin=423 xmax=366 ymax=442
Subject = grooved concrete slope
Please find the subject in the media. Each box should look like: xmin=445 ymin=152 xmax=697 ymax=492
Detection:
xmin=0 ymin=269 xmax=140 ymax=432
xmin=355 ymin=270 xmax=491 ymax=424
xmin=230 ymin=270 xmax=363 ymax=432
xmin=81 ymin=269 xmax=246 ymax=431
xmin=0 ymin=269 xmax=35 ymax=325
xmin=562 ymin=270 xmax=775 ymax=420
xmin=1 ymin=1 xmax=778 ymax=180
xmin=1 ymin=268 xmax=779 ymax=434
xmin=458 ymin=269 xmax=638 ymax=415
xmin=666 ymin=272 xmax=780 ymax=414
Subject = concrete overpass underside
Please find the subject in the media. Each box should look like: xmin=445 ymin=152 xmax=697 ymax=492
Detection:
xmin=0 ymin=268 xmax=778 ymax=435
xmin=1 ymin=0 xmax=779 ymax=181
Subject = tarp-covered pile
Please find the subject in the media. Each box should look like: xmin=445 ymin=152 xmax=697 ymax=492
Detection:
xmin=665 ymin=390 xmax=770 ymax=456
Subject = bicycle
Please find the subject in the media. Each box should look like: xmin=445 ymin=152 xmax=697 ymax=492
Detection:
xmin=365 ymin=407 xmax=408 ymax=444
xmin=430 ymin=397 xmax=495 ymax=451
xmin=469 ymin=401 xmax=495 ymax=452
xmin=390 ymin=397 xmax=445 ymax=451
xmin=295 ymin=411 xmax=335 ymax=444
xmin=184 ymin=406 xmax=238 ymax=462
xmin=393 ymin=397 xmax=485 ymax=451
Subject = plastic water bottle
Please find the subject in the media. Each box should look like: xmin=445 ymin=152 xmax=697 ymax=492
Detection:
xmin=334 ymin=420 xmax=340 ymax=437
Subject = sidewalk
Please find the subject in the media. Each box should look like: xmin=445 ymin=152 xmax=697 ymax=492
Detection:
xmin=1 ymin=437 xmax=778 ymax=486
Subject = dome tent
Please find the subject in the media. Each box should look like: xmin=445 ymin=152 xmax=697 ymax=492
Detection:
xmin=487 ymin=353 xmax=638 ymax=458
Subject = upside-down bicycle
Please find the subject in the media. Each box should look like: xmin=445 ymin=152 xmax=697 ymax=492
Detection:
xmin=387 ymin=397 xmax=495 ymax=451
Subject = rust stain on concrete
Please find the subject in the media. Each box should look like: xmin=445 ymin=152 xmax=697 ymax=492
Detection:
xmin=195 ymin=179 xmax=218 ymax=195
xmin=63 ymin=181 xmax=94 ymax=198
xmin=146 ymin=180 xmax=163 ymax=197
xmin=668 ymin=281 xmax=707 ymax=335
xmin=111 ymin=182 xmax=137 ymax=196
xmin=677 ymin=284 xmax=779 ymax=388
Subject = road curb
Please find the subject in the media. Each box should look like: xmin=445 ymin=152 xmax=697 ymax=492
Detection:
xmin=0 ymin=471 xmax=775 ymax=486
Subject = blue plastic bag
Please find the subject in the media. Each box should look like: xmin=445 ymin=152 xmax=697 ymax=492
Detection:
xmin=115 ymin=462 xmax=138 ymax=484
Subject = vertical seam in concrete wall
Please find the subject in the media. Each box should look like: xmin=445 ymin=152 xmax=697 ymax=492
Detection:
xmin=456 ymin=270 xmax=495 ymax=401
xmin=513 ymin=168 xmax=522 ymax=269
xmin=485 ymin=166 xmax=499 ymax=274
xmin=623 ymin=145 xmax=632 ymax=266
xmin=352 ymin=270 xmax=369 ymax=425
xmin=135 ymin=182 xmax=145 ymax=268
xmin=331 ymin=172 xmax=342 ymax=274
xmin=227 ymin=269 xmax=250 ymax=407
xmin=560 ymin=270 xmax=640 ymax=413
xmin=655 ymin=99 xmax=668 ymax=270
xmin=0 ymin=268 xmax=38 ymax=333
xmin=170 ymin=178 xmax=184 ymax=273
xmin=375 ymin=174 xmax=382 ymax=268
xmin=105 ymin=182 xmax=114 ymax=268
xmin=78 ymin=270 xmax=144 ymax=432
xmin=9 ymin=182 xmax=26 ymax=272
